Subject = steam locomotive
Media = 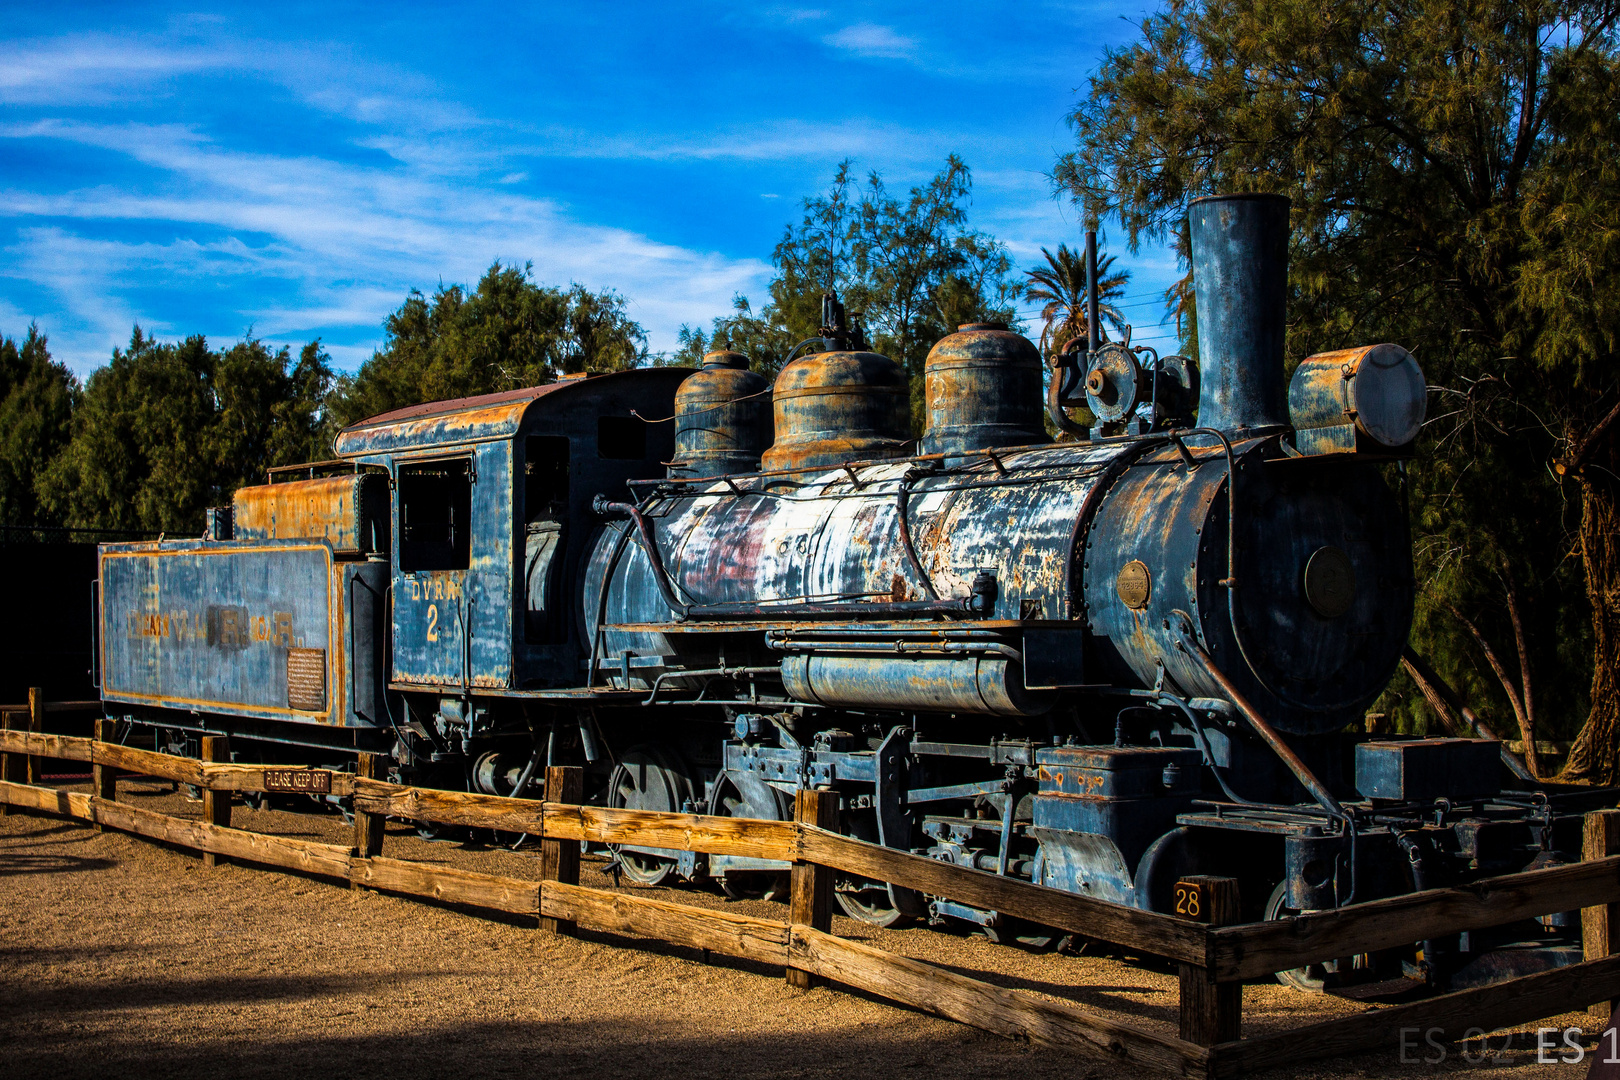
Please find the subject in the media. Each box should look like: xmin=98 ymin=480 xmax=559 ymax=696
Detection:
xmin=96 ymin=195 xmax=1601 ymax=991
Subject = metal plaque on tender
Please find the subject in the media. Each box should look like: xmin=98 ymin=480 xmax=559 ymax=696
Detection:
xmin=263 ymin=769 xmax=332 ymax=794
xmin=286 ymin=648 xmax=327 ymax=711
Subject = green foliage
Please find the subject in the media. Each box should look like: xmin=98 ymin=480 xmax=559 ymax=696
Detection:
xmin=0 ymin=325 xmax=78 ymax=529
xmin=843 ymin=156 xmax=1023 ymax=379
xmin=1057 ymin=0 xmax=1620 ymax=742
xmin=1023 ymin=244 xmax=1131 ymax=357
xmin=328 ymin=262 xmax=647 ymax=429
xmin=39 ymin=329 xmax=333 ymax=534
xmin=674 ymin=295 xmax=798 ymax=376
xmin=678 ymin=157 xmax=1023 ymax=431
xmin=9 ymin=263 xmax=642 ymax=535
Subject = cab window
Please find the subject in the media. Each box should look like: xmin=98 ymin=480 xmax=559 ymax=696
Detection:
xmin=398 ymin=460 xmax=472 ymax=571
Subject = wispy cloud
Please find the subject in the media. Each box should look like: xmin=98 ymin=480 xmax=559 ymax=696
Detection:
xmin=527 ymin=117 xmax=949 ymax=164
xmin=0 ymin=114 xmax=770 ymax=374
xmin=0 ymin=30 xmax=475 ymax=133
xmin=0 ymin=7 xmax=1184 ymax=375
xmin=823 ymin=23 xmax=918 ymax=60
xmin=0 ymin=37 xmax=233 ymax=105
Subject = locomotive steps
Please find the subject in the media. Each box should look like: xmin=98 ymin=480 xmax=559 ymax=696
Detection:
xmin=4 ymin=708 xmax=1620 ymax=1078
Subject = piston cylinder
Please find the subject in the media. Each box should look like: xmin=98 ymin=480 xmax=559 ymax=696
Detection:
xmin=668 ymin=350 xmax=772 ymax=479
xmin=780 ymin=654 xmax=1053 ymax=717
xmin=920 ymin=323 xmax=1049 ymax=457
xmin=759 ymin=349 xmax=911 ymax=473
xmin=1189 ymin=193 xmax=1291 ymax=434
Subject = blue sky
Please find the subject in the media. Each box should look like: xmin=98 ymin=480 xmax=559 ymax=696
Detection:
xmin=1 ymin=2 xmax=1184 ymax=378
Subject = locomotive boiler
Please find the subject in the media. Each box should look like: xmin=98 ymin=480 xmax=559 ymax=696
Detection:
xmin=94 ymin=194 xmax=1605 ymax=991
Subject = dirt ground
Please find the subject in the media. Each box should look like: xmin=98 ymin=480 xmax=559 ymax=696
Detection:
xmin=0 ymin=778 xmax=1603 ymax=1079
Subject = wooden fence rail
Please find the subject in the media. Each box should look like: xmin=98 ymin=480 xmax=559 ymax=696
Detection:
xmin=1211 ymin=855 xmax=1620 ymax=981
xmin=3 ymin=717 xmax=1620 ymax=1078
xmin=0 ymin=769 xmax=1206 ymax=1075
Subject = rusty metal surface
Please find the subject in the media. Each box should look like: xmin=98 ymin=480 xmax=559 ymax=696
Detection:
xmin=1288 ymin=343 xmax=1426 ymax=454
xmin=780 ymin=653 xmax=1053 ymax=717
xmin=1083 ymin=343 xmax=1143 ymax=424
xmin=605 ymin=618 xmax=1047 ymax=633
xmin=587 ymin=417 xmax=1413 ymax=733
xmin=758 ymin=349 xmax=911 ymax=473
xmin=1081 ymin=438 xmax=1412 ymax=735
xmin=1189 ymin=194 xmax=1291 ymax=434
xmin=668 ymin=351 xmax=772 ymax=479
xmin=371 ymin=368 xmax=689 ymax=693
xmin=334 ymin=384 xmax=570 ymax=455
xmin=334 ymin=369 xmax=693 ymax=459
xmin=98 ymin=539 xmax=388 ymax=728
xmin=586 ymin=441 xmax=1133 ymax=667
xmin=919 ymin=324 xmax=1048 ymax=457
xmin=232 ymin=474 xmax=389 ymax=554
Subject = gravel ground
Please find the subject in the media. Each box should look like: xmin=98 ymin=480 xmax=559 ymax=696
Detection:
xmin=0 ymin=778 xmax=1602 ymax=1079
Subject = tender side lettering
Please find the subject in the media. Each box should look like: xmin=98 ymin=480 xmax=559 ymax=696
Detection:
xmin=126 ymin=606 xmax=303 ymax=650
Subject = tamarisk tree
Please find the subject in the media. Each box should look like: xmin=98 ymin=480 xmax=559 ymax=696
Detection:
xmin=1058 ymin=0 xmax=1620 ymax=779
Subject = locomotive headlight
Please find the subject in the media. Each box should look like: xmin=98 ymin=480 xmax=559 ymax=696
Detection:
xmin=1084 ymin=344 xmax=1142 ymax=423
xmin=1303 ymin=546 xmax=1356 ymax=618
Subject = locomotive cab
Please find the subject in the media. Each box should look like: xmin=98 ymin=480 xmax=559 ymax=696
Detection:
xmin=331 ymin=368 xmax=691 ymax=695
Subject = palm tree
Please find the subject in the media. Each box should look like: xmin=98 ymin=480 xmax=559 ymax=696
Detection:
xmin=1024 ymin=244 xmax=1130 ymax=358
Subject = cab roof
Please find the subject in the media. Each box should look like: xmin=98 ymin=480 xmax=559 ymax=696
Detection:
xmin=333 ymin=369 xmax=689 ymax=457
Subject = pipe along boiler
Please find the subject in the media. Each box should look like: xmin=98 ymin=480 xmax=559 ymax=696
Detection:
xmin=94 ymin=194 xmax=1604 ymax=991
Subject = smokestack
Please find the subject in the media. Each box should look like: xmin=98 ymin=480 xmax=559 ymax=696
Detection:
xmin=1189 ymin=194 xmax=1290 ymax=434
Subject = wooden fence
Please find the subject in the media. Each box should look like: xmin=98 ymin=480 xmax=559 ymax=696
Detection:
xmin=3 ymin=712 xmax=1620 ymax=1079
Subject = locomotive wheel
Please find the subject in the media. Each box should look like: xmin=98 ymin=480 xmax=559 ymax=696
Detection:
xmin=720 ymin=871 xmax=791 ymax=901
xmin=608 ymin=746 xmax=694 ymax=887
xmin=712 ymin=773 xmax=791 ymax=902
xmin=1265 ymin=882 xmax=1372 ymax=992
xmin=836 ymin=878 xmax=909 ymax=928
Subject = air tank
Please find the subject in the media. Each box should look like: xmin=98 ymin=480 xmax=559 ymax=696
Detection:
xmin=668 ymin=351 xmax=772 ymax=479
xmin=759 ymin=349 xmax=911 ymax=474
xmin=919 ymin=323 xmax=1049 ymax=457
xmin=1190 ymin=193 xmax=1291 ymax=434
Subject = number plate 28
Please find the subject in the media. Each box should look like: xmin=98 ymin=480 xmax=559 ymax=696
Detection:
xmin=1174 ymin=879 xmax=1207 ymax=921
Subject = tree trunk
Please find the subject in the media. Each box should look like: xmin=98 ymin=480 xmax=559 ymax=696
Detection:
xmin=1502 ymin=554 xmax=1536 ymax=762
xmin=1561 ymin=460 xmax=1620 ymax=785
xmin=1446 ymin=600 xmax=1538 ymax=777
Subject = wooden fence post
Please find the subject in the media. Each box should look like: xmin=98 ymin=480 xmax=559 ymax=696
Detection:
xmin=26 ymin=687 xmax=44 ymax=786
xmin=92 ymin=718 xmax=118 ymax=831
xmin=787 ymin=789 xmax=838 ymax=990
xmin=540 ymin=765 xmax=583 ymax=935
xmin=1584 ymin=809 xmax=1620 ymax=1019
xmin=200 ymin=735 xmax=230 ymax=868
xmin=1176 ymin=876 xmax=1241 ymax=1046
xmin=352 ymin=753 xmax=386 ymax=883
xmin=0 ymin=712 xmax=23 ymax=816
